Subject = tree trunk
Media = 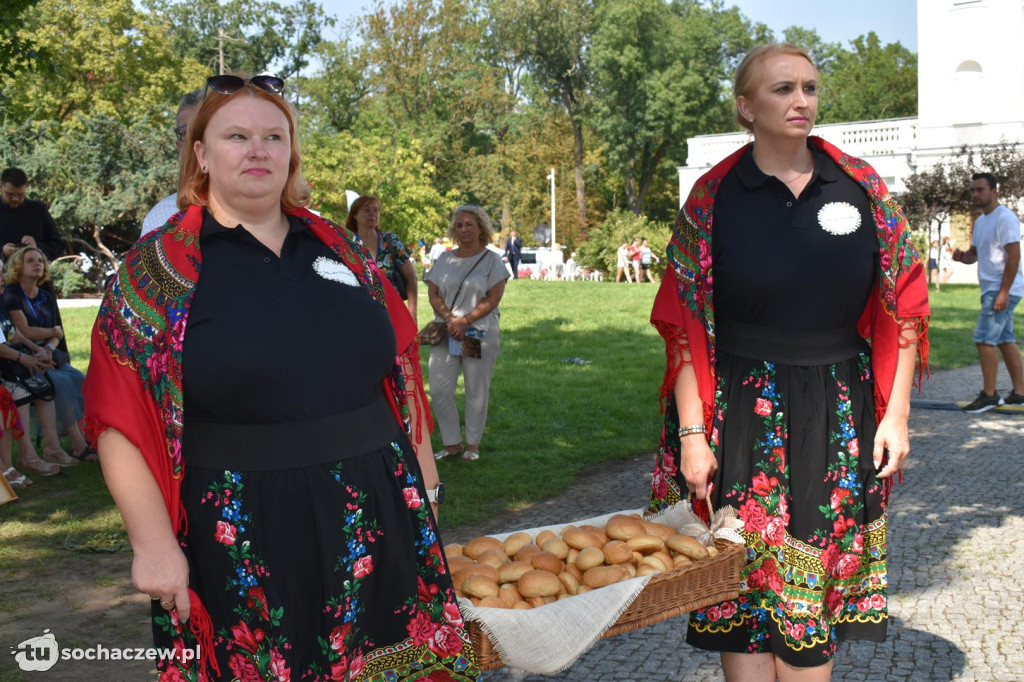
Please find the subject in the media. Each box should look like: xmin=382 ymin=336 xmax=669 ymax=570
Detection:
xmin=571 ymin=117 xmax=587 ymax=238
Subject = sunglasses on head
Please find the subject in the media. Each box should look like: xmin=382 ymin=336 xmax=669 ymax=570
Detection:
xmin=205 ymin=74 xmax=285 ymax=96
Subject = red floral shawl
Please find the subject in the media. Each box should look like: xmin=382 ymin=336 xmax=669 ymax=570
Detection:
xmin=652 ymin=136 xmax=929 ymax=435
xmin=81 ymin=204 xmax=429 ymax=679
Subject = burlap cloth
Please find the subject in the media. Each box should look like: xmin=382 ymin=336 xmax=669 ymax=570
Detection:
xmin=457 ymin=503 xmax=707 ymax=674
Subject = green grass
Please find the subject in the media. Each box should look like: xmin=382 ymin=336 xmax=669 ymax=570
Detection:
xmin=0 ymin=280 xmax=991 ymax=572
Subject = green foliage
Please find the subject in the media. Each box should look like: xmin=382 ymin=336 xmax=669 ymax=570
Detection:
xmin=815 ymin=32 xmax=917 ymax=124
xmin=48 ymin=261 xmax=93 ymax=298
xmin=590 ymin=0 xmax=753 ymax=214
xmin=0 ymin=114 xmax=175 ymax=253
xmin=303 ymin=130 xmax=454 ymax=245
xmin=574 ymin=208 xmax=671 ymax=277
xmin=3 ymin=0 xmax=207 ymax=127
xmin=144 ymin=0 xmax=330 ymax=79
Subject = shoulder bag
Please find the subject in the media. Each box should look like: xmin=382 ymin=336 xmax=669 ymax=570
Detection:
xmin=419 ymin=251 xmax=488 ymax=345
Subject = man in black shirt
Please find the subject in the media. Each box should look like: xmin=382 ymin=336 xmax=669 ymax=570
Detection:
xmin=0 ymin=168 xmax=66 ymax=262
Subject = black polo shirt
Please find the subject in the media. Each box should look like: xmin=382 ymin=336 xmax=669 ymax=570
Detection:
xmin=711 ymin=144 xmax=878 ymax=331
xmin=182 ymin=211 xmax=395 ymax=426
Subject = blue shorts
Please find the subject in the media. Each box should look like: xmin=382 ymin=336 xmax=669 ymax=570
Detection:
xmin=973 ymin=291 xmax=1022 ymax=345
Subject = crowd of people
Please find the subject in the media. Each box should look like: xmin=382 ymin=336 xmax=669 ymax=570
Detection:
xmin=0 ymin=167 xmax=92 ymax=491
xmin=5 ymin=38 xmax=1024 ymax=682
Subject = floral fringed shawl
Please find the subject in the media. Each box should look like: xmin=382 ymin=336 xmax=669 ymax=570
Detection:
xmin=649 ymin=136 xmax=930 ymax=512
xmin=81 ymin=204 xmax=430 ymax=680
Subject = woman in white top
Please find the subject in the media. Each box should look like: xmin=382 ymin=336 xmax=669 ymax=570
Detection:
xmin=424 ymin=206 xmax=510 ymax=461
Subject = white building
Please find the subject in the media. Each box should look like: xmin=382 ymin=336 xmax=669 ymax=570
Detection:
xmin=678 ymin=0 xmax=1024 ymax=199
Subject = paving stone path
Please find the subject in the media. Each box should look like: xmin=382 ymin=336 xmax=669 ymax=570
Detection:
xmin=448 ymin=366 xmax=1024 ymax=681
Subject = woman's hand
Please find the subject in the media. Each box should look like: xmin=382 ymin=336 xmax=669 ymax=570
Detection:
xmin=679 ymin=435 xmax=717 ymax=500
xmin=132 ymin=536 xmax=191 ymax=622
xmin=52 ymin=325 xmax=64 ymax=340
xmin=447 ymin=315 xmax=469 ymax=341
xmin=873 ymin=411 xmax=910 ymax=479
xmin=18 ymin=352 xmax=45 ymax=373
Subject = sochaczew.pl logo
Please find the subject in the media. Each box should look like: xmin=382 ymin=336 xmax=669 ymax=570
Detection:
xmin=10 ymin=630 xmax=200 ymax=672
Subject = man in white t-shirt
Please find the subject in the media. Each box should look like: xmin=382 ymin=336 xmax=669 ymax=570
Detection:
xmin=140 ymin=89 xmax=203 ymax=238
xmin=953 ymin=172 xmax=1024 ymax=412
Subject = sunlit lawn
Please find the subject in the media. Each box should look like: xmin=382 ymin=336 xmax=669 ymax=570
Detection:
xmin=0 ymin=281 xmax=991 ymax=575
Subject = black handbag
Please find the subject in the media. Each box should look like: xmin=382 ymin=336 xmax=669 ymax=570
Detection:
xmin=388 ymin=264 xmax=408 ymax=300
xmin=0 ymin=356 xmax=55 ymax=402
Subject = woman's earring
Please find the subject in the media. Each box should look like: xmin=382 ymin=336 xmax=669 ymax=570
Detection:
xmin=201 ymin=165 xmax=207 ymax=174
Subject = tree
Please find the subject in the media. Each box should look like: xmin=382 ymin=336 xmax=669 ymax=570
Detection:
xmin=816 ymin=32 xmax=917 ymax=124
xmin=589 ymin=0 xmax=752 ymax=214
xmin=0 ymin=0 xmax=40 ymax=75
xmin=2 ymin=0 xmax=207 ymax=127
xmin=145 ymin=0 xmax=330 ymax=79
xmin=302 ymin=130 xmax=454 ymax=246
xmin=0 ymin=114 xmax=175 ymax=271
xmin=357 ymin=0 xmax=510 ymax=201
xmin=495 ymin=0 xmax=595 ymax=234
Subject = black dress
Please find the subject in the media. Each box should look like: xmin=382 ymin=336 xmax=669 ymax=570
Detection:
xmin=154 ymin=213 xmax=480 ymax=681
xmin=685 ymin=147 xmax=889 ymax=667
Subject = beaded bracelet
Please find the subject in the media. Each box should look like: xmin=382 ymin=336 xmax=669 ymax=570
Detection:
xmin=677 ymin=424 xmax=707 ymax=438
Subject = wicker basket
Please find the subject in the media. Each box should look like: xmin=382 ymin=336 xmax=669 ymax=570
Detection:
xmin=467 ymin=537 xmax=744 ymax=671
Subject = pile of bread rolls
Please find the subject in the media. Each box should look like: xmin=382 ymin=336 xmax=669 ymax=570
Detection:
xmin=447 ymin=513 xmax=719 ymax=609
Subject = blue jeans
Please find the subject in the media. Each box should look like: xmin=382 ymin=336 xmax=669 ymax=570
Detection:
xmin=973 ymin=291 xmax=1022 ymax=345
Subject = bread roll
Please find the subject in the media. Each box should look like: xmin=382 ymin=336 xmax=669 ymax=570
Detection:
xmin=583 ymin=565 xmax=628 ymax=588
xmin=706 ymin=544 xmax=720 ymax=557
xmin=477 ymin=548 xmax=509 ymax=568
xmin=578 ymin=524 xmax=608 ymax=546
xmin=602 ymin=540 xmax=633 ymax=564
xmin=563 ymin=527 xmax=602 ymax=550
xmin=518 ymin=570 xmax=562 ymax=598
xmin=497 ymin=560 xmax=534 ymax=583
xmin=567 ymin=548 xmax=580 ymax=563
xmin=527 ymin=596 xmax=548 ymax=608
xmin=477 ymin=596 xmax=508 ymax=608
xmin=541 ymin=538 xmax=570 ymax=559
xmin=502 ymin=531 xmax=534 ymax=557
xmin=512 ymin=601 xmax=531 ymax=610
xmin=447 ymin=556 xmax=475 ymax=575
xmin=462 ymin=575 xmax=500 ymax=599
xmin=577 ymin=586 xmax=592 ymax=594
xmin=444 ymin=543 xmax=464 ymax=557
xmin=452 ymin=564 xmax=499 ymax=591
xmin=564 ymin=563 xmax=583 ymax=581
xmin=626 ymin=535 xmax=665 ymax=554
xmin=535 ymin=530 xmax=558 ymax=546
xmin=673 ymin=554 xmax=694 ymax=568
xmin=605 ymin=517 xmax=646 ymax=541
xmin=515 ymin=543 xmax=542 ymax=562
xmin=636 ymin=564 xmax=660 ymax=577
xmin=558 ymin=571 xmax=580 ymax=595
xmin=666 ymin=534 xmax=710 ymax=560
xmin=575 ymin=546 xmax=605 ymax=571
xmin=464 ymin=536 xmax=503 ymax=560
xmin=640 ymin=554 xmax=669 ymax=572
xmin=640 ymin=520 xmax=676 ymax=539
xmin=498 ymin=584 xmax=519 ymax=607
xmin=531 ymin=551 xmax=564 ymax=574
xmin=652 ymin=549 xmax=674 ymax=569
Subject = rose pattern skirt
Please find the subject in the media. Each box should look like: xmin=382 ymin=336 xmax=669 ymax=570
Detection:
xmin=650 ymin=351 xmax=889 ymax=667
xmin=155 ymin=440 xmax=480 ymax=681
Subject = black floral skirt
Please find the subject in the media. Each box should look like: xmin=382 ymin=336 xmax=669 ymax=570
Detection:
xmin=154 ymin=431 xmax=480 ymax=681
xmin=652 ymin=351 xmax=889 ymax=668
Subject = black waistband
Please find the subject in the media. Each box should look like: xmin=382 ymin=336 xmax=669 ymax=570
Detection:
xmin=716 ymin=319 xmax=867 ymax=366
xmin=183 ymin=396 xmax=404 ymax=471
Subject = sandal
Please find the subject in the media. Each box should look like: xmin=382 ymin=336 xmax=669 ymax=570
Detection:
xmin=461 ymin=449 xmax=480 ymax=461
xmin=70 ymin=447 xmax=99 ymax=462
xmin=4 ymin=466 xmax=31 ymax=488
xmin=435 ymin=448 xmax=461 ymax=461
xmin=18 ymin=453 xmax=60 ymax=476
xmin=42 ymin=449 xmax=79 ymax=467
